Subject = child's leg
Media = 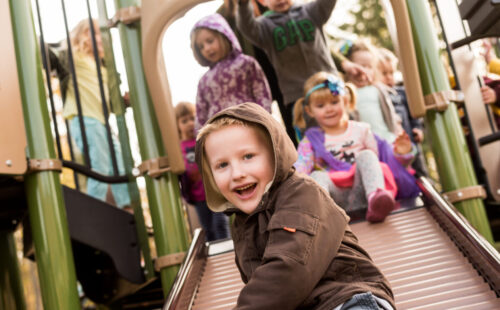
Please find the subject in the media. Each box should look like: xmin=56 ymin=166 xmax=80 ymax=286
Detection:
xmin=70 ymin=117 xmax=109 ymax=202
xmin=193 ymin=201 xmax=215 ymax=241
xmin=310 ymin=171 xmax=350 ymax=210
xmin=333 ymin=292 xmax=394 ymax=310
xmin=346 ymin=173 xmax=368 ymax=212
xmin=355 ymin=150 xmax=396 ymax=222
xmin=211 ymin=212 xmax=230 ymax=240
xmin=355 ymin=150 xmax=385 ymax=197
xmin=110 ymin=134 xmax=132 ymax=208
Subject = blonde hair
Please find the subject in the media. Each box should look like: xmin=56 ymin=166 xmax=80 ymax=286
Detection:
xmin=378 ymin=47 xmax=398 ymax=69
xmin=197 ymin=116 xmax=272 ymax=157
xmin=347 ymin=38 xmax=378 ymax=61
xmin=69 ymin=19 xmax=100 ymax=56
xmin=193 ymin=28 xmax=232 ymax=63
xmin=293 ymin=72 xmax=347 ymax=130
xmin=344 ymin=82 xmax=357 ymax=114
xmin=198 ymin=116 xmax=265 ymax=142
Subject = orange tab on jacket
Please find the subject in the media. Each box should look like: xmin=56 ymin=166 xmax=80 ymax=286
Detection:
xmin=283 ymin=226 xmax=296 ymax=233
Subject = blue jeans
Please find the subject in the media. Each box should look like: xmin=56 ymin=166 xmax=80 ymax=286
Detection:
xmin=69 ymin=116 xmax=131 ymax=208
xmin=333 ymin=292 xmax=394 ymax=310
xmin=193 ymin=201 xmax=230 ymax=242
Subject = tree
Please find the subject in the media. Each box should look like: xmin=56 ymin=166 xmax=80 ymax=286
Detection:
xmin=339 ymin=0 xmax=393 ymax=51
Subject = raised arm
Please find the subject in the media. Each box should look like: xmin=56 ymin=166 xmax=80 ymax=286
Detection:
xmin=305 ymin=0 xmax=338 ymax=26
xmin=235 ymin=181 xmax=348 ymax=309
xmin=236 ymin=0 xmax=265 ymax=47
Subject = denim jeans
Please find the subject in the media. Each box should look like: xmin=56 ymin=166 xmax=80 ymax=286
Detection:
xmin=69 ymin=116 xmax=131 ymax=208
xmin=193 ymin=201 xmax=230 ymax=242
xmin=333 ymin=292 xmax=394 ymax=310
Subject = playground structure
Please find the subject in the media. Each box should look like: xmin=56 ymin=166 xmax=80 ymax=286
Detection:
xmin=0 ymin=0 xmax=499 ymax=309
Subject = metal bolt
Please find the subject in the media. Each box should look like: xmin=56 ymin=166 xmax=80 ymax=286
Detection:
xmin=457 ymin=192 xmax=463 ymax=197
xmin=132 ymin=167 xmax=140 ymax=176
xmin=49 ymin=161 xmax=53 ymax=167
xmin=497 ymin=189 xmax=500 ymax=195
xmin=5 ymin=159 xmax=12 ymax=167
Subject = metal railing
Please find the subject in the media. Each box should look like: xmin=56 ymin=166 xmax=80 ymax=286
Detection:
xmin=35 ymin=0 xmax=131 ymax=190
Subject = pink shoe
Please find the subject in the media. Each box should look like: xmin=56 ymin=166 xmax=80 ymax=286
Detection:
xmin=366 ymin=188 xmax=396 ymax=223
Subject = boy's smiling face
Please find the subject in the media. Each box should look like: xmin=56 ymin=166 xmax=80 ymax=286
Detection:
xmin=264 ymin=0 xmax=293 ymax=13
xmin=205 ymin=124 xmax=274 ymax=214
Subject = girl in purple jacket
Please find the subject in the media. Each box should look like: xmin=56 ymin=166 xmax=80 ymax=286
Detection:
xmin=191 ymin=13 xmax=272 ymax=130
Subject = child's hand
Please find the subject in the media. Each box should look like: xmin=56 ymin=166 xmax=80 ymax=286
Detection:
xmin=122 ymin=91 xmax=131 ymax=108
xmin=394 ymin=131 xmax=412 ymax=155
xmin=481 ymin=85 xmax=497 ymax=104
xmin=481 ymin=39 xmax=494 ymax=64
xmin=412 ymin=128 xmax=424 ymax=144
xmin=342 ymin=60 xmax=371 ymax=87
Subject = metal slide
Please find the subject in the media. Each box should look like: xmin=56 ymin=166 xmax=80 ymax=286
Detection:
xmin=164 ymin=178 xmax=500 ymax=309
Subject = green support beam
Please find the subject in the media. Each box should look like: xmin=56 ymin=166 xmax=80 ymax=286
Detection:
xmin=406 ymin=0 xmax=494 ymax=242
xmin=0 ymin=231 xmax=26 ymax=310
xmin=96 ymin=0 xmax=154 ymax=279
xmin=113 ymin=0 xmax=189 ymax=297
xmin=9 ymin=0 xmax=81 ymax=308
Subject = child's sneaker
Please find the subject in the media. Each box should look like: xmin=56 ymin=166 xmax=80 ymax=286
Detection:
xmin=366 ymin=188 xmax=396 ymax=223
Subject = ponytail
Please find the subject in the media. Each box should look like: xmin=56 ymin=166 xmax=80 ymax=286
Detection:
xmin=293 ymin=98 xmax=307 ymax=130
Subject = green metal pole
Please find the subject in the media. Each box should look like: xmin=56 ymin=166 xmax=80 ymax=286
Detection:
xmin=406 ymin=0 xmax=494 ymax=242
xmin=96 ymin=0 xmax=154 ymax=279
xmin=9 ymin=0 xmax=81 ymax=309
xmin=114 ymin=0 xmax=189 ymax=296
xmin=0 ymin=231 xmax=26 ymax=310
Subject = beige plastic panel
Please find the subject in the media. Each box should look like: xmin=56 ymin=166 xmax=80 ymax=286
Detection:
xmin=141 ymin=0 xmax=211 ymax=174
xmin=388 ymin=0 xmax=427 ymax=118
xmin=0 ymin=0 xmax=27 ymax=175
xmin=435 ymin=0 xmax=500 ymax=202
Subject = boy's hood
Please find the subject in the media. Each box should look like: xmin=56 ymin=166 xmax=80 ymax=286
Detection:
xmin=195 ymin=103 xmax=298 ymax=212
xmin=190 ymin=13 xmax=241 ymax=67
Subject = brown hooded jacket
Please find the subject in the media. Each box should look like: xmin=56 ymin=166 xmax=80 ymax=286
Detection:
xmin=195 ymin=102 xmax=394 ymax=310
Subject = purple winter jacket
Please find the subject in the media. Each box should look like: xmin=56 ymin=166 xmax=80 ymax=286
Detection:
xmin=191 ymin=13 xmax=272 ymax=130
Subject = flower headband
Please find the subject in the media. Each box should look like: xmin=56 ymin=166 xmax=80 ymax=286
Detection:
xmin=304 ymin=75 xmax=346 ymax=106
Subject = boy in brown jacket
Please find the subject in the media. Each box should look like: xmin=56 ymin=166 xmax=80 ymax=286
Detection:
xmin=196 ymin=102 xmax=395 ymax=309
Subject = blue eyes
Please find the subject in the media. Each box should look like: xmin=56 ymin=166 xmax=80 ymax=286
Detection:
xmin=214 ymin=154 xmax=254 ymax=170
